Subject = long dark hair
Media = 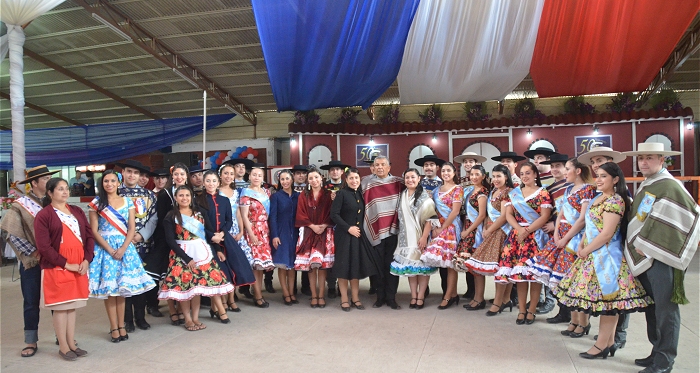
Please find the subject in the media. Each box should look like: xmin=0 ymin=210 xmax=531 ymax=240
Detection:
xmin=196 ymin=170 xmax=219 ymax=210
xmin=166 ymin=185 xmax=198 ymax=227
xmin=470 ymin=165 xmax=491 ymax=193
xmin=491 ymin=164 xmax=515 ymax=189
xmin=304 ymin=167 xmax=326 ymax=198
xmin=519 ymin=161 xmax=542 ymax=187
xmin=404 ymin=168 xmax=425 ymax=207
xmin=167 ymin=162 xmax=190 ymax=189
xmin=43 ymin=178 xmax=68 ymax=207
xmin=598 ymin=162 xmax=631 ymax=239
xmin=440 ymin=162 xmax=460 ymax=184
xmin=340 ymin=167 xmax=362 ymax=191
xmin=276 ymin=169 xmax=294 ymax=191
xmin=97 ymin=169 xmax=121 ymax=212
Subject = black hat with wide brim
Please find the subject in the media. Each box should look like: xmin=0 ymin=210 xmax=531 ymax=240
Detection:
xmin=115 ymin=159 xmax=151 ymax=174
xmin=17 ymin=165 xmax=60 ymax=184
xmin=291 ymin=164 xmax=309 ymax=172
xmin=491 ymin=151 xmax=527 ymax=162
xmin=524 ymin=147 xmax=557 ymax=159
xmin=540 ymin=153 xmax=570 ymax=165
xmin=320 ymin=160 xmax=350 ymax=171
xmin=251 ymin=162 xmax=268 ymax=170
xmin=150 ymin=168 xmax=170 ymax=177
xmin=414 ymin=154 xmax=446 ymax=167
xmin=189 ymin=164 xmax=205 ymax=174
xmin=224 ymin=158 xmax=255 ymax=169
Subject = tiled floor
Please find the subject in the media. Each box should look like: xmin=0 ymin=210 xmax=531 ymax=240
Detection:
xmin=1 ymin=255 xmax=698 ymax=373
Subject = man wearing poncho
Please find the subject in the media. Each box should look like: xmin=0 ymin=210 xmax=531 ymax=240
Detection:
xmin=623 ymin=143 xmax=700 ymax=373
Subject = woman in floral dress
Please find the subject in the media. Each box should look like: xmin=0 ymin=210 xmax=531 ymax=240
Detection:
xmin=240 ymin=165 xmax=275 ymax=308
xmin=159 ymin=186 xmax=234 ymax=331
xmin=88 ymin=170 xmax=155 ymax=342
xmin=557 ymin=162 xmax=652 ymax=359
xmin=295 ymin=168 xmax=335 ymax=308
xmin=421 ymin=163 xmax=463 ymax=309
xmin=497 ymin=162 xmax=552 ymax=325
xmin=464 ymin=164 xmax=514 ymax=316
xmin=528 ymin=158 xmax=595 ymax=335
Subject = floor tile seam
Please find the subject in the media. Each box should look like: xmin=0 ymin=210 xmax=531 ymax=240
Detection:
xmin=413 ymin=312 xmax=438 ymax=373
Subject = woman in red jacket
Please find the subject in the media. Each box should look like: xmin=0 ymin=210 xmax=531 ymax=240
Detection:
xmin=34 ymin=178 xmax=95 ymax=361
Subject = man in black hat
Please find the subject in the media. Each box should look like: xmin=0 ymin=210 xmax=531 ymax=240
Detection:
xmin=189 ymin=163 xmax=205 ymax=195
xmin=115 ymin=160 xmax=159 ymax=331
xmin=0 ymin=165 xmax=58 ymax=357
xmin=320 ymin=160 xmax=349 ymax=299
xmin=491 ymin=151 xmax=526 ymax=187
xmin=292 ymin=165 xmax=309 ymax=193
xmin=524 ymin=147 xmax=556 ymax=187
xmin=415 ymin=154 xmax=445 ymax=192
xmin=151 ymin=168 xmax=169 ymax=194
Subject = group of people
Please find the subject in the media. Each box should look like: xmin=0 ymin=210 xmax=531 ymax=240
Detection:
xmin=1 ymin=142 xmax=697 ymax=373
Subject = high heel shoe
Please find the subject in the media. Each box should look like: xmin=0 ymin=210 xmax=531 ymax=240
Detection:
xmin=437 ymin=296 xmax=458 ymax=310
xmin=516 ymin=312 xmax=526 ymax=325
xmin=351 ymin=300 xmax=365 ymax=310
xmin=340 ymin=302 xmax=351 ymax=312
xmin=570 ymin=323 xmax=591 ymax=338
xmin=486 ymin=303 xmax=503 ymax=316
xmin=608 ymin=343 xmax=618 ymax=357
xmin=409 ymin=298 xmax=417 ymax=309
xmin=109 ymin=328 xmax=120 ymax=343
xmin=500 ymin=300 xmax=513 ymax=312
xmin=463 ymin=300 xmax=486 ymax=311
xmin=118 ymin=326 xmax=128 ymax=341
xmin=415 ymin=298 xmax=425 ymax=310
xmin=227 ymin=302 xmax=241 ymax=313
xmin=217 ymin=312 xmax=231 ymax=324
xmin=579 ymin=345 xmax=609 ymax=359
xmin=318 ymin=297 xmax=326 ymax=309
xmin=561 ymin=322 xmax=579 ymax=336
xmin=283 ymin=296 xmax=293 ymax=306
xmin=255 ymin=297 xmax=270 ymax=308
xmin=209 ymin=309 xmax=219 ymax=319
xmin=525 ymin=311 xmax=536 ymax=325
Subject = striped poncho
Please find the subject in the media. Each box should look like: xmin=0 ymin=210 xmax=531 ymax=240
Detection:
xmin=361 ymin=175 xmax=405 ymax=246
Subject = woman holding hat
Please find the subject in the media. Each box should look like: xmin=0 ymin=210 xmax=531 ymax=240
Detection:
xmin=497 ymin=162 xmax=552 ymax=325
xmin=240 ymin=164 xmax=275 ymax=307
xmin=34 ymin=178 xmax=94 ymax=360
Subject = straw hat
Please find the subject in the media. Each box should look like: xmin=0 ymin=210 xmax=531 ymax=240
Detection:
xmin=577 ymin=146 xmax=626 ymax=165
xmin=622 ymin=142 xmax=682 ymax=157
xmin=17 ymin=165 xmax=59 ymax=184
xmin=453 ymin=151 xmax=487 ymax=163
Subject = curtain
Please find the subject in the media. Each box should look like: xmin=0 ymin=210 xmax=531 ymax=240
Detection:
xmin=397 ymin=0 xmax=544 ymax=105
xmin=252 ymin=0 xmax=420 ymax=111
xmin=0 ymin=114 xmax=234 ymax=170
xmin=1 ymin=0 xmax=66 ymax=184
xmin=530 ymin=0 xmax=700 ymax=97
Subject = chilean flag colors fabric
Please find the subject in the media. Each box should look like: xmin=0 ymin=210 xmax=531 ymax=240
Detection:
xmin=252 ymin=0 xmax=699 ymax=111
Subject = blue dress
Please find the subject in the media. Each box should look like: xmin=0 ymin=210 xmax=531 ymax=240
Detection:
xmin=221 ymin=189 xmax=254 ymax=267
xmin=269 ymin=190 xmax=299 ymax=269
xmin=88 ymin=197 xmax=156 ymax=299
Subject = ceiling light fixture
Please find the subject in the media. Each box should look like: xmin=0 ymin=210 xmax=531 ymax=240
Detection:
xmin=92 ymin=13 xmax=131 ymax=41
xmin=687 ymin=122 xmax=696 ymax=130
xmin=432 ymin=134 xmax=437 ymax=143
xmin=290 ymin=135 xmax=296 ymax=147
xmin=527 ymin=129 xmax=532 ymax=137
xmin=369 ymin=136 xmax=375 ymax=145
xmin=593 ymin=125 xmax=599 ymax=135
xmin=172 ymin=68 xmax=199 ymax=88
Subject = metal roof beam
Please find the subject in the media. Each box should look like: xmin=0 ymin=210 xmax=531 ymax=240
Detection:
xmin=24 ymin=48 xmax=161 ymax=120
xmin=73 ymin=0 xmax=257 ymax=125
xmin=637 ymin=14 xmax=700 ymax=106
xmin=0 ymin=92 xmax=84 ymax=126
xmin=133 ymin=6 xmax=252 ymax=23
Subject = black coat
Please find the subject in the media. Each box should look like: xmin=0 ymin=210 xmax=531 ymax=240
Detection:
xmin=143 ymin=187 xmax=175 ymax=277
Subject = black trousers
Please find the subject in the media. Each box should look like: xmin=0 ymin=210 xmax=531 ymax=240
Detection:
xmin=370 ymin=235 xmax=399 ymax=302
xmin=145 ymin=286 xmax=159 ymax=309
xmin=124 ymin=293 xmax=146 ymax=323
xmin=638 ymin=261 xmax=680 ymax=368
xmin=439 ymin=268 xmax=474 ymax=296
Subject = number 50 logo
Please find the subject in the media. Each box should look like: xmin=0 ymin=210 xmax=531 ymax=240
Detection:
xmin=574 ymin=135 xmax=612 ymax=157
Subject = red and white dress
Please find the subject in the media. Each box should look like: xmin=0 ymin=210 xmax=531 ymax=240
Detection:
xmin=295 ymin=189 xmax=335 ymax=271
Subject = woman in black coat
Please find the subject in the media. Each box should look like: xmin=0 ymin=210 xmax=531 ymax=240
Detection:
xmin=330 ymin=168 xmax=380 ymax=311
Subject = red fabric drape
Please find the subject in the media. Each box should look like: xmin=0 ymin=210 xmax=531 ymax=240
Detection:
xmin=530 ymin=0 xmax=699 ymax=98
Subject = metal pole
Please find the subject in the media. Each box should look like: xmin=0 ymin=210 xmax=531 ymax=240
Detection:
xmin=203 ymin=90 xmax=207 ymax=165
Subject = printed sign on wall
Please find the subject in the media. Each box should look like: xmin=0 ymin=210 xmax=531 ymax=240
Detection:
xmin=574 ymin=135 xmax=612 ymax=157
xmin=356 ymin=144 xmax=389 ymax=167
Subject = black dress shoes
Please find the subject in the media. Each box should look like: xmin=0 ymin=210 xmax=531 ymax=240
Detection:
xmin=635 ymin=355 xmax=655 ymax=367
xmin=147 ymin=306 xmax=163 ymax=317
xmin=639 ymin=365 xmax=673 ymax=373
xmin=327 ymin=287 xmax=337 ymax=299
xmin=546 ymin=313 xmax=571 ymax=324
xmin=135 ymin=320 xmax=151 ymax=330
xmin=124 ymin=321 xmax=135 ymax=333
xmin=240 ymin=287 xmax=254 ymax=299
xmin=372 ymin=299 xmax=385 ymax=308
xmin=385 ymin=300 xmax=401 ymax=310
xmin=265 ymin=282 xmax=276 ymax=294
xmin=368 ymin=287 xmax=377 ymax=295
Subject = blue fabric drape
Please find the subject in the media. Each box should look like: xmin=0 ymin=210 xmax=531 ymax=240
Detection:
xmin=252 ymin=0 xmax=420 ymax=111
xmin=0 ymin=114 xmax=234 ymax=169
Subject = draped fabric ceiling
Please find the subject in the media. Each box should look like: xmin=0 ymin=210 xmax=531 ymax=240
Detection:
xmin=253 ymin=0 xmax=699 ymax=111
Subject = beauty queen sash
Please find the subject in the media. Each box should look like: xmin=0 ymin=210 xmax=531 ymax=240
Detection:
xmin=462 ymin=185 xmax=475 ymax=205
xmin=561 ymin=185 xmax=584 ymax=254
xmin=465 ymin=189 xmax=484 ymax=247
xmin=585 ymin=194 xmax=623 ymax=299
xmin=240 ymin=188 xmax=270 ymax=215
xmin=433 ymin=186 xmax=462 ymax=244
xmin=508 ymin=188 xmax=547 ymax=249
xmin=89 ymin=197 xmax=128 ymax=237
xmin=177 ymin=213 xmax=213 ymax=266
xmin=487 ymin=189 xmax=511 ymax=235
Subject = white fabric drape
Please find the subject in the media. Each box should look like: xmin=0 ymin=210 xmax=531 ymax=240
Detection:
xmin=0 ymin=34 xmax=8 ymax=61
xmin=397 ymin=0 xmax=544 ymax=105
xmin=1 ymin=0 xmax=65 ymax=185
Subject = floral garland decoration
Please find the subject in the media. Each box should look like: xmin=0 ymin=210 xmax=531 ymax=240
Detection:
xmin=563 ymin=96 xmax=596 ymax=115
xmin=649 ymin=89 xmax=683 ymax=111
xmin=337 ymin=107 xmax=361 ymax=124
xmin=293 ymin=110 xmax=320 ymax=126
xmin=512 ymin=97 xmax=545 ymax=120
xmin=607 ymin=92 xmax=637 ymax=113
xmin=463 ymin=101 xmax=491 ymax=122
xmin=376 ymin=105 xmax=400 ymax=124
xmin=418 ymin=104 xmax=443 ymax=124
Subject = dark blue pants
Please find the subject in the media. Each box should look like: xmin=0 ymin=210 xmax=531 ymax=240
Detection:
xmin=20 ymin=263 xmax=41 ymax=344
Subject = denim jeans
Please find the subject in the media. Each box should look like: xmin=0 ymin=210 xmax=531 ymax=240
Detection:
xmin=20 ymin=263 xmax=41 ymax=344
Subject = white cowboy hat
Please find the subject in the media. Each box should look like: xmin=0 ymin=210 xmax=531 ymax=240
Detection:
xmin=622 ymin=142 xmax=682 ymax=157
xmin=454 ymin=151 xmax=487 ymax=164
xmin=577 ymin=146 xmax=626 ymax=165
